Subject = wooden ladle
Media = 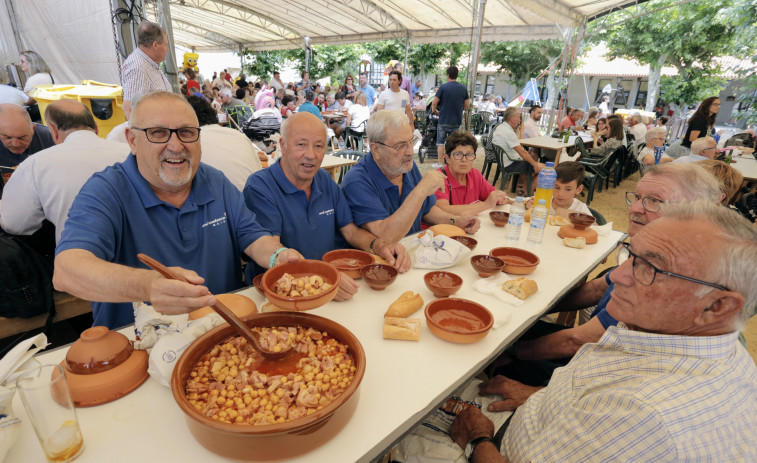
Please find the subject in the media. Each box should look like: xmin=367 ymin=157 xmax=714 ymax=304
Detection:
xmin=137 ymin=253 xmax=291 ymax=361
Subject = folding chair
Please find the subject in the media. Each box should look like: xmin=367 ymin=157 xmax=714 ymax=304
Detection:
xmin=344 ymin=120 xmax=367 ymax=152
xmin=333 ymin=150 xmax=365 ymax=184
xmin=492 ymin=145 xmax=532 ymax=194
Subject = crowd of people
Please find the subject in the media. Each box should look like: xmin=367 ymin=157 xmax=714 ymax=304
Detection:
xmin=1 ymin=19 xmax=756 ymax=463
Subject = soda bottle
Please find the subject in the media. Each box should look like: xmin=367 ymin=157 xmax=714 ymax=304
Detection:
xmin=504 ymin=196 xmax=525 ymax=241
xmin=527 ymin=199 xmax=548 ymax=245
xmin=533 ymin=162 xmax=557 ymax=215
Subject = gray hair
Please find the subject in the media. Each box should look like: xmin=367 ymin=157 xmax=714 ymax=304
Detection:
xmin=645 ymin=127 xmax=666 ymax=143
xmin=45 ymin=100 xmax=96 ymax=133
xmin=367 ymin=110 xmax=409 ymax=144
xmin=663 ymin=200 xmax=757 ymax=330
xmin=645 ymin=163 xmax=721 ymax=204
xmin=20 ymin=50 xmax=51 ymax=74
xmin=136 ymin=21 xmax=166 ymax=47
xmin=502 ymin=107 xmax=520 ymax=123
xmin=131 ymin=91 xmax=193 ymax=125
xmin=630 ymin=114 xmax=642 ymax=124
xmin=219 ymin=88 xmax=232 ymax=98
xmin=690 ymin=136 xmax=716 ymax=155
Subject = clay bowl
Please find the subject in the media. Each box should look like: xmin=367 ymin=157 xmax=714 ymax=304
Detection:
xmin=489 ymin=211 xmax=510 ymax=227
xmin=360 ymin=263 xmax=398 ymax=291
xmin=568 ymin=212 xmax=596 ymax=231
xmin=171 ymin=312 xmax=365 ymax=461
xmin=424 ymin=298 xmax=493 ymax=344
xmin=470 ymin=255 xmax=505 ymax=278
xmin=449 ymin=235 xmax=478 ymax=251
xmin=252 ymin=274 xmax=264 ymax=296
xmin=423 ymin=271 xmax=463 ymax=298
xmin=61 ymin=326 xmax=148 ymax=407
xmin=261 ymin=259 xmax=341 ymax=311
xmin=322 ymin=249 xmax=375 ymax=279
xmin=188 ymin=293 xmax=257 ymax=321
xmin=489 ymin=247 xmax=540 ymax=275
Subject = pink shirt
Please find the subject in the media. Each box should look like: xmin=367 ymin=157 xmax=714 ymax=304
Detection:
xmin=559 ymin=115 xmax=575 ymax=131
xmin=434 ymin=165 xmax=496 ymax=205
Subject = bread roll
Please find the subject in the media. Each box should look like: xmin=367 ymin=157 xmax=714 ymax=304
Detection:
xmin=549 ymin=215 xmax=571 ymax=226
xmin=383 ymin=317 xmax=421 ymax=341
xmin=384 ymin=291 xmax=424 ymax=318
xmin=563 ymin=237 xmax=586 ymax=248
xmin=428 ymin=224 xmax=466 ymax=237
xmin=502 ymin=277 xmax=538 ymax=300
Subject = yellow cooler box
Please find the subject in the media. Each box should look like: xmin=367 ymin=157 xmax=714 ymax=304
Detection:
xmin=28 ymin=81 xmax=125 ymax=139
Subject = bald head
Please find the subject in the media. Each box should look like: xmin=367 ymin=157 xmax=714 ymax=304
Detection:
xmin=45 ymin=100 xmax=97 ymax=143
xmin=130 ymin=91 xmax=197 ymax=128
xmin=0 ymin=103 xmax=34 ymax=154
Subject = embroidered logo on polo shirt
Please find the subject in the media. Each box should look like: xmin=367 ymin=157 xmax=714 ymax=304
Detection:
xmin=202 ymin=212 xmax=227 ymax=228
xmin=318 ymin=209 xmax=335 ymax=216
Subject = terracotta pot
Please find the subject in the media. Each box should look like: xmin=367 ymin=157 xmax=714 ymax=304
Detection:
xmin=423 ymin=271 xmax=463 ymax=298
xmin=261 ymin=260 xmax=341 ymax=311
xmin=489 ymin=247 xmax=540 ymax=275
xmin=489 ymin=211 xmax=510 ymax=227
xmin=359 ymin=263 xmax=398 ymax=291
xmin=449 ymin=235 xmax=478 ymax=251
xmin=425 ymin=298 xmax=493 ymax=344
xmin=321 ymin=249 xmax=375 ymax=279
xmin=470 ymin=255 xmax=505 ymax=278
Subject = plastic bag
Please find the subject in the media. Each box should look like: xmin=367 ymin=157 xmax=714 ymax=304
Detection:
xmin=400 ymin=230 xmax=470 ymax=269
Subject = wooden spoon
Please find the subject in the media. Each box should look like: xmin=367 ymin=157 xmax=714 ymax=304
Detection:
xmin=137 ymin=253 xmax=291 ymax=361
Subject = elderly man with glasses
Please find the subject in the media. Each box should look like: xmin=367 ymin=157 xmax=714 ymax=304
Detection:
xmin=53 ymin=91 xmax=301 ymax=329
xmin=452 ymin=200 xmax=757 ymax=462
xmin=673 ymin=136 xmax=719 ymax=164
xmin=489 ymin=163 xmax=723 ymax=386
xmin=341 ymin=110 xmax=480 ymax=243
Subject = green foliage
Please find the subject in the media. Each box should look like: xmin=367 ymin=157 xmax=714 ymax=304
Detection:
xmin=660 ymin=70 xmax=727 ymax=108
xmin=722 ymin=0 xmax=757 ymax=125
xmin=241 ymin=49 xmax=299 ymax=80
xmin=479 ymin=40 xmax=563 ymax=88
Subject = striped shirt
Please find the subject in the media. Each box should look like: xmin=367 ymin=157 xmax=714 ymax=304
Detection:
xmin=503 ymin=323 xmax=757 ymax=462
xmin=121 ymin=48 xmax=171 ymax=101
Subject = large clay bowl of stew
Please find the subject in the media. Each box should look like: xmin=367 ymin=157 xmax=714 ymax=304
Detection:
xmin=489 ymin=247 xmax=540 ymax=275
xmin=261 ymin=259 xmax=341 ymax=311
xmin=171 ymin=312 xmax=365 ymax=461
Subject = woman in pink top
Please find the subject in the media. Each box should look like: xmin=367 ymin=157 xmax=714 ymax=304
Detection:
xmin=434 ymin=131 xmax=512 ymax=216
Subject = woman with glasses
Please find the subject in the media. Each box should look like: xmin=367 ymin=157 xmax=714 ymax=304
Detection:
xmin=340 ymin=74 xmax=357 ymax=102
xmin=638 ymin=127 xmax=673 ymax=169
xmin=433 ymin=131 xmax=512 ymax=215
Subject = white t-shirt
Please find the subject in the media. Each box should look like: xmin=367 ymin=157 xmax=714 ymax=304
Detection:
xmin=551 ymin=198 xmax=592 ymax=217
xmin=630 ymin=123 xmax=647 ymax=143
xmin=23 ymin=73 xmax=54 ymax=92
xmin=491 ymin=123 xmax=521 ymax=168
xmin=348 ymin=104 xmax=370 ymax=131
xmin=269 ymin=79 xmax=283 ymax=92
xmin=0 ymin=85 xmax=28 ymax=105
xmin=377 ymin=88 xmax=410 ymax=112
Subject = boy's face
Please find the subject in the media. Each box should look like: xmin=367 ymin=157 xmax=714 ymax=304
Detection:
xmin=553 ymin=179 xmax=583 ymax=208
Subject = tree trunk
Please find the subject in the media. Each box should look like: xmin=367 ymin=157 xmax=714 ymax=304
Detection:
xmin=645 ymin=56 xmax=665 ymax=112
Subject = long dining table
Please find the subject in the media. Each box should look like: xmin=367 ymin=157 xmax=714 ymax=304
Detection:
xmin=6 ymin=206 xmax=625 ymax=463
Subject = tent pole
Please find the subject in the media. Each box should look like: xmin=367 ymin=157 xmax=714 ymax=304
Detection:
xmin=156 ymin=0 xmax=179 ymax=93
xmin=467 ymin=0 xmax=487 ymax=131
xmin=403 ymin=31 xmax=409 ymax=72
xmin=4 ymin=0 xmax=24 ymax=56
xmin=547 ymin=27 xmax=572 ymax=134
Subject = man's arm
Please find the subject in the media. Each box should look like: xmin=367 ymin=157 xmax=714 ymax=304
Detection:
xmin=513 ymin=144 xmax=543 ymax=173
xmin=422 ymin=205 xmax=481 ymax=235
xmin=243 ymin=235 xmax=302 ymax=269
xmin=431 ymin=96 xmax=440 ymax=114
xmin=0 ymin=162 xmax=46 ymax=236
xmin=513 ymin=316 xmax=606 ymax=361
xmin=463 ymin=98 xmax=470 ymax=111
xmin=340 ymin=223 xmax=411 ymax=273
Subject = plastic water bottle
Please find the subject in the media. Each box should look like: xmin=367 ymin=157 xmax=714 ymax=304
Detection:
xmin=533 ymin=162 xmax=557 ymax=214
xmin=504 ymin=196 xmax=525 ymax=241
xmin=527 ymin=199 xmax=548 ymax=245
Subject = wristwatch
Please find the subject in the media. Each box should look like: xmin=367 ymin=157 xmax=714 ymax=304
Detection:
xmin=449 ymin=216 xmax=457 ymax=225
xmin=464 ymin=436 xmax=494 ymax=462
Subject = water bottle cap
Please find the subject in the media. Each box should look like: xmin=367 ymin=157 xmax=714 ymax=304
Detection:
xmin=515 ymin=196 xmax=523 ymax=202
xmin=537 ymin=199 xmax=546 ymax=205
xmin=545 ymin=162 xmax=554 ymax=167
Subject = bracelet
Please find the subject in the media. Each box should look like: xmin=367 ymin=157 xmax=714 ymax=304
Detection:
xmin=269 ymin=247 xmax=288 ymax=269
xmin=369 ymin=238 xmax=383 ymax=255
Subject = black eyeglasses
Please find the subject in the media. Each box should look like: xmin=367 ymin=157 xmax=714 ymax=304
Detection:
xmin=375 ymin=140 xmax=413 ymax=153
xmin=448 ymin=151 xmax=476 ymax=161
xmin=625 ymin=192 xmax=664 ymax=213
xmin=617 ymin=242 xmax=729 ymax=291
xmin=131 ymin=126 xmax=201 ymax=144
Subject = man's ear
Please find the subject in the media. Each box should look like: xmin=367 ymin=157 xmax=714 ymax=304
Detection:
xmin=124 ymin=126 xmax=137 ymax=151
xmin=48 ymin=123 xmax=62 ymax=144
xmin=696 ymin=291 xmax=745 ymax=327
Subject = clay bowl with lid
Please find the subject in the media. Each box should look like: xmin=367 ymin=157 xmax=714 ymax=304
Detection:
xmin=322 ymin=249 xmax=375 ymax=279
xmin=188 ymin=293 xmax=258 ymax=321
xmin=489 ymin=211 xmax=510 ymax=227
xmin=568 ymin=212 xmax=596 ymax=230
xmin=424 ymin=271 xmax=463 ymax=298
xmin=261 ymin=259 xmax=341 ymax=311
xmin=424 ymin=298 xmax=493 ymax=344
xmin=449 ymin=235 xmax=478 ymax=251
xmin=470 ymin=255 xmax=505 ymax=278
xmin=59 ymin=326 xmax=148 ymax=407
xmin=360 ymin=263 xmax=398 ymax=291
xmin=489 ymin=247 xmax=540 ymax=275
xmin=171 ymin=311 xmax=365 ymax=461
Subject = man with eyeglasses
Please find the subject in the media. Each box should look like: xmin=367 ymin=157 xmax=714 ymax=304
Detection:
xmin=490 ymin=163 xmax=722 ymax=386
xmin=451 ymin=200 xmax=757 ymax=462
xmin=54 ymin=91 xmax=301 ymax=329
xmin=673 ymin=136 xmax=718 ymax=164
xmin=342 ymin=110 xmax=480 ymax=243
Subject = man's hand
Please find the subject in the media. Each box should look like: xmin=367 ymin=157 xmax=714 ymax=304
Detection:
xmin=450 ymin=407 xmax=495 ymax=450
xmin=479 ymin=375 xmax=541 ymax=412
xmin=457 ymin=215 xmax=481 ymax=234
xmin=275 ymin=248 xmax=303 ymax=266
xmin=149 ymin=267 xmax=216 ymax=315
xmin=533 ymin=162 xmax=546 ymax=174
xmin=376 ymin=241 xmax=412 ymax=273
xmin=334 ymin=272 xmax=359 ymax=301
xmin=419 ymin=170 xmax=446 ymax=196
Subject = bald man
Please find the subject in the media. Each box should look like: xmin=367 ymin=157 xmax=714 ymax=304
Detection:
xmin=0 ymin=103 xmax=53 ymax=169
xmin=0 ymin=100 xmax=129 ymax=242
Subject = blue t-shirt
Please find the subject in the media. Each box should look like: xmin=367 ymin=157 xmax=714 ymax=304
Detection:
xmin=297 ymin=102 xmax=322 ymax=120
xmin=590 ymin=269 xmax=619 ymax=329
xmin=0 ymin=123 xmax=54 ymax=167
xmin=243 ymin=161 xmax=352 ymax=262
xmin=359 ymin=84 xmax=376 ymax=108
xmin=435 ymin=81 xmax=468 ymax=127
xmin=56 ymin=155 xmax=270 ymax=328
xmin=341 ymin=152 xmax=435 ymax=235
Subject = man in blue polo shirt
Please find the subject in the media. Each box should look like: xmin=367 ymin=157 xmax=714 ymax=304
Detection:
xmin=341 ymin=110 xmax=480 ymax=243
xmin=297 ymin=90 xmax=322 ymax=120
xmin=358 ymin=72 xmax=376 ymax=108
xmin=53 ymin=91 xmax=301 ymax=328
xmin=243 ymin=112 xmax=410 ymax=301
